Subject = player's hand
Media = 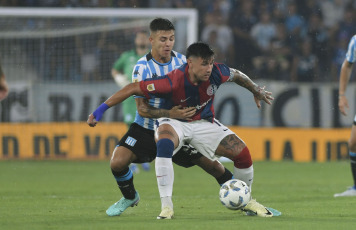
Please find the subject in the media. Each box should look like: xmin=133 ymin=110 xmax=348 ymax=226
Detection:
xmin=0 ymin=90 xmax=8 ymax=101
xmin=169 ymin=105 xmax=196 ymax=120
xmin=87 ymin=113 xmax=98 ymax=127
xmin=338 ymin=95 xmax=349 ymax=116
xmin=253 ymin=86 xmax=274 ymax=109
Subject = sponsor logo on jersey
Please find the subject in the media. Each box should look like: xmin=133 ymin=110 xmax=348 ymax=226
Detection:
xmin=195 ymin=98 xmax=212 ymax=110
xmin=147 ymin=83 xmax=155 ymax=91
xmin=125 ymin=136 xmax=137 ymax=147
xmin=207 ymin=84 xmax=218 ymax=96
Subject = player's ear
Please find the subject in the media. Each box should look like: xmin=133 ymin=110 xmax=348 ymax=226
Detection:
xmin=187 ymin=57 xmax=193 ymax=66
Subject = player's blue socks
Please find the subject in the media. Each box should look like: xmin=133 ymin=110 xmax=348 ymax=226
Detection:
xmin=93 ymin=103 xmax=109 ymax=121
xmin=156 ymin=139 xmax=174 ymax=158
xmin=111 ymin=167 xmax=136 ymax=200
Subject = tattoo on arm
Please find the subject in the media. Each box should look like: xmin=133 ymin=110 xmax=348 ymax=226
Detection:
xmin=229 ymin=68 xmax=259 ymax=93
xmin=138 ymin=99 xmax=170 ymax=118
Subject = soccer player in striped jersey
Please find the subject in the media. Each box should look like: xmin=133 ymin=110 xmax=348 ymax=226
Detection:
xmin=88 ymin=42 xmax=281 ymax=218
xmin=88 ymin=18 xmax=233 ymax=217
xmin=335 ymin=34 xmax=356 ymax=197
xmin=0 ymin=60 xmax=9 ymax=101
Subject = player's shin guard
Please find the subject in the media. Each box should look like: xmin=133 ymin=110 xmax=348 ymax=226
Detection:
xmin=232 ymin=146 xmax=254 ymax=189
xmin=111 ymin=167 xmax=136 ymax=199
xmin=156 ymin=139 xmax=175 ymax=209
xmin=350 ymin=152 xmax=356 ymax=187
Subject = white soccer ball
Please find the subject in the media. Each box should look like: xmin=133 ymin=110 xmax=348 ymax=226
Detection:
xmin=219 ymin=179 xmax=251 ymax=210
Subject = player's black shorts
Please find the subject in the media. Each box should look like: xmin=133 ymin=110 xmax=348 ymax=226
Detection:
xmin=118 ymin=122 xmax=203 ymax=167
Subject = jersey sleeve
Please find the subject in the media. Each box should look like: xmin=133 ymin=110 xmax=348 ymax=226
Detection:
xmin=132 ymin=60 xmax=150 ymax=98
xmin=213 ymin=63 xmax=232 ymax=84
xmin=139 ymin=76 xmax=172 ymax=99
xmin=346 ymin=35 xmax=356 ymax=63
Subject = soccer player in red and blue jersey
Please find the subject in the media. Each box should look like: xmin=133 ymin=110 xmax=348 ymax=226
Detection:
xmin=88 ymin=42 xmax=280 ymax=218
xmin=89 ymin=18 xmax=233 ymax=218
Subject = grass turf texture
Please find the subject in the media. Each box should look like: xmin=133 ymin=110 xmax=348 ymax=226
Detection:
xmin=0 ymin=161 xmax=355 ymax=230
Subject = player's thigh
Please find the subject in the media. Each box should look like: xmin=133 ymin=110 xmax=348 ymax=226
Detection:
xmin=118 ymin=123 xmax=157 ymax=163
xmin=110 ymin=146 xmax=136 ymax=170
xmin=215 ymin=134 xmax=246 ymax=160
xmin=189 ymin=119 xmax=236 ymax=160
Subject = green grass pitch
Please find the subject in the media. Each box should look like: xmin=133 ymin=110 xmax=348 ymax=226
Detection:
xmin=0 ymin=160 xmax=355 ymax=230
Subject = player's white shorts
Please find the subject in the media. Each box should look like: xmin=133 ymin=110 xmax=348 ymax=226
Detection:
xmin=156 ymin=118 xmax=236 ymax=161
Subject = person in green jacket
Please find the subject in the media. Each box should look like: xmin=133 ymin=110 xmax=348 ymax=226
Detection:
xmin=111 ymin=30 xmax=150 ymax=172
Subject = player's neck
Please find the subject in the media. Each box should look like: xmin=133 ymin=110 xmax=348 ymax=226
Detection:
xmin=187 ymin=68 xmax=199 ymax=85
xmin=151 ymin=50 xmax=171 ymax=64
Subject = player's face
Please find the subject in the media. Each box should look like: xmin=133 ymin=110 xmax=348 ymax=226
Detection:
xmin=135 ymin=32 xmax=149 ymax=50
xmin=150 ymin=30 xmax=175 ymax=62
xmin=188 ymin=56 xmax=214 ymax=83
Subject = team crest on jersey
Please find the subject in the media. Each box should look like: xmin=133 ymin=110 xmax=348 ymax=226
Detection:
xmin=133 ymin=78 xmax=139 ymax=83
xmin=207 ymin=84 xmax=218 ymax=96
xmin=147 ymin=83 xmax=155 ymax=91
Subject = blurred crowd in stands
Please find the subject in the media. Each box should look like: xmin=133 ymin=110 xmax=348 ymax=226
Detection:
xmin=0 ymin=0 xmax=355 ymax=82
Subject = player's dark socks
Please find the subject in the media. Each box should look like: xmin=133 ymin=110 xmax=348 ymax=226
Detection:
xmin=111 ymin=167 xmax=136 ymax=200
xmin=350 ymin=154 xmax=356 ymax=187
xmin=216 ymin=167 xmax=233 ymax=186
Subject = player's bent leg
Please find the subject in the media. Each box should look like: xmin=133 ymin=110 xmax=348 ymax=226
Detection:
xmin=173 ymin=144 xmax=233 ymax=185
xmin=107 ymin=146 xmax=140 ymax=216
xmin=192 ymin=157 xmax=233 ymax=185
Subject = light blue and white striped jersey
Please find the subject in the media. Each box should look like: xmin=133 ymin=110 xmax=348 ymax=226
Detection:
xmin=131 ymin=50 xmax=186 ymax=130
xmin=346 ymin=35 xmax=356 ymax=63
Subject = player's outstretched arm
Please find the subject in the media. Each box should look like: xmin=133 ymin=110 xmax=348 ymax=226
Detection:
xmin=0 ymin=64 xmax=9 ymax=101
xmin=229 ymin=68 xmax=274 ymax=108
xmin=136 ymin=98 xmax=196 ymax=120
xmin=338 ymin=60 xmax=353 ymax=116
xmin=0 ymin=76 xmax=9 ymax=101
xmin=87 ymin=82 xmax=143 ymax=127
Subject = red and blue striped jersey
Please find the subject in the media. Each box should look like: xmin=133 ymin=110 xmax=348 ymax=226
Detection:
xmin=139 ymin=63 xmax=232 ymax=122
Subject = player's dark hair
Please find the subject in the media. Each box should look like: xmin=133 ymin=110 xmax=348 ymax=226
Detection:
xmin=186 ymin=42 xmax=215 ymax=60
xmin=149 ymin=18 xmax=175 ymax=32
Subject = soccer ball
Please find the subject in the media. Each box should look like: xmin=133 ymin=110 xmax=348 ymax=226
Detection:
xmin=219 ymin=179 xmax=251 ymax=210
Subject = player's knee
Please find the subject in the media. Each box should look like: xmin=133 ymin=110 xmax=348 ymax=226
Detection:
xmin=232 ymin=146 xmax=253 ymax=169
xmin=110 ymin=150 xmax=131 ymax=171
xmin=156 ymin=138 xmax=174 ymax=158
xmin=110 ymin=157 xmax=128 ymax=172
